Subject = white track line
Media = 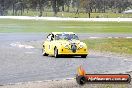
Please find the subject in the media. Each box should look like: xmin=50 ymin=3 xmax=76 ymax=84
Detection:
xmin=126 ymin=37 xmax=132 ymax=39
xmin=89 ymin=37 xmax=101 ymax=39
xmin=0 ymin=16 xmax=132 ymax=22
xmin=10 ymin=42 xmax=34 ymax=49
xmin=3 ymin=78 xmax=75 ymax=86
xmin=89 ymin=37 xmax=132 ymax=39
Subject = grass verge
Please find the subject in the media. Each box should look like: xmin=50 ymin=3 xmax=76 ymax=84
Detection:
xmin=83 ymin=38 xmax=132 ymax=54
xmin=7 ymin=10 xmax=132 ymax=18
xmin=0 ymin=19 xmax=132 ymax=33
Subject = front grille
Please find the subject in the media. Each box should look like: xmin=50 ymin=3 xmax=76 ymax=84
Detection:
xmin=71 ymin=44 xmax=77 ymax=53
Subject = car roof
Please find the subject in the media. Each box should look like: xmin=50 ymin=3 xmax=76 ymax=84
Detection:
xmin=52 ymin=32 xmax=75 ymax=35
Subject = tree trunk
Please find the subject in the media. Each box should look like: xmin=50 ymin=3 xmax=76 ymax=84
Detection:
xmin=75 ymin=9 xmax=79 ymax=15
xmin=95 ymin=8 xmax=96 ymax=12
xmin=21 ymin=4 xmax=23 ymax=15
xmin=12 ymin=4 xmax=15 ymax=15
xmin=52 ymin=0 xmax=57 ymax=16
xmin=62 ymin=5 xmax=64 ymax=11
xmin=88 ymin=12 xmax=90 ymax=18
xmin=39 ymin=0 xmax=43 ymax=17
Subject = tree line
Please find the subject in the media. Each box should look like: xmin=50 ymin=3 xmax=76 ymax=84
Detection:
xmin=0 ymin=0 xmax=131 ymax=17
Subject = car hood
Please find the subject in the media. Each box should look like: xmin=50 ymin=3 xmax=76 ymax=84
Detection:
xmin=56 ymin=40 xmax=81 ymax=45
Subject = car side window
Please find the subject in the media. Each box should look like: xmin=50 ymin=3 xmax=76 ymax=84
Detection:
xmin=47 ymin=34 xmax=54 ymax=41
xmin=55 ymin=34 xmax=60 ymax=40
xmin=47 ymin=34 xmax=52 ymax=41
xmin=51 ymin=34 xmax=54 ymax=41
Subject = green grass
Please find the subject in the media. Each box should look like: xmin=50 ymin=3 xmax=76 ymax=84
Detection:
xmin=39 ymin=12 xmax=132 ymax=18
xmin=83 ymin=38 xmax=132 ymax=54
xmin=0 ymin=19 xmax=132 ymax=33
xmin=7 ymin=10 xmax=132 ymax=18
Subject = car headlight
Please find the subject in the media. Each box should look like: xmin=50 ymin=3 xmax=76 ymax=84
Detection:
xmin=79 ymin=45 xmax=83 ymax=48
xmin=65 ymin=45 xmax=69 ymax=49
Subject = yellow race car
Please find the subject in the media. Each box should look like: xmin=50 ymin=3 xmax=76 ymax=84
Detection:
xmin=42 ymin=32 xmax=88 ymax=58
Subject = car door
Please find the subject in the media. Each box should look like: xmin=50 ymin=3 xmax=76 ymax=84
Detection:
xmin=44 ymin=34 xmax=52 ymax=54
xmin=48 ymin=33 xmax=55 ymax=55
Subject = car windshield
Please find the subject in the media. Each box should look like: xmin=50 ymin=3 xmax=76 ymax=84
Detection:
xmin=55 ymin=34 xmax=79 ymax=40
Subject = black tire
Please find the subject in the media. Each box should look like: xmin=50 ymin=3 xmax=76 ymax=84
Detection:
xmin=76 ymin=75 xmax=87 ymax=85
xmin=54 ymin=47 xmax=59 ymax=58
xmin=81 ymin=55 xmax=87 ymax=58
xmin=128 ymin=74 xmax=131 ymax=83
xmin=42 ymin=46 xmax=48 ymax=56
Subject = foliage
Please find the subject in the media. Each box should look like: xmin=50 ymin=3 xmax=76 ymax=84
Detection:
xmin=0 ymin=0 xmax=131 ymax=16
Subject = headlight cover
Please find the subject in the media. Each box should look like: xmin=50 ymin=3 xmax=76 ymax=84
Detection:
xmin=65 ymin=45 xmax=69 ymax=49
xmin=79 ymin=45 xmax=83 ymax=48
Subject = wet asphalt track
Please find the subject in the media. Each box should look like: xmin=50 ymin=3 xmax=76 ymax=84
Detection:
xmin=0 ymin=33 xmax=132 ymax=85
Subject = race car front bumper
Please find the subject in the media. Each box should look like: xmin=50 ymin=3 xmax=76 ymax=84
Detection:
xmin=58 ymin=47 xmax=88 ymax=55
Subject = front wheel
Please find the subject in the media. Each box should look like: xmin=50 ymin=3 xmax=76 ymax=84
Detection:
xmin=42 ymin=46 xmax=48 ymax=56
xmin=54 ymin=47 xmax=59 ymax=58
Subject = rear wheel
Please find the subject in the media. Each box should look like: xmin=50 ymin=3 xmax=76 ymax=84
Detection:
xmin=81 ymin=55 xmax=87 ymax=58
xmin=42 ymin=46 xmax=48 ymax=56
xmin=54 ymin=47 xmax=59 ymax=58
